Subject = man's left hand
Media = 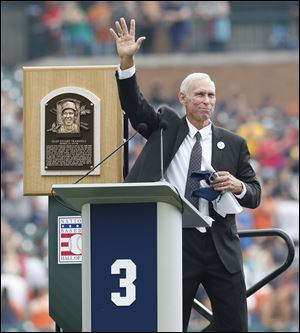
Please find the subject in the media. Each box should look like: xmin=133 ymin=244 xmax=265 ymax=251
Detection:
xmin=211 ymin=171 xmax=243 ymax=194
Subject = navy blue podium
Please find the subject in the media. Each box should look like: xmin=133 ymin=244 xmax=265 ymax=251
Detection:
xmin=52 ymin=182 xmax=210 ymax=332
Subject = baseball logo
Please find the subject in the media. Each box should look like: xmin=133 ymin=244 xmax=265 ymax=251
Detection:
xmin=68 ymin=234 xmax=82 ymax=255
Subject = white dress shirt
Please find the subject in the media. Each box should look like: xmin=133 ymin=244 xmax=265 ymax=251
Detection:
xmin=165 ymin=119 xmax=212 ymax=232
xmin=118 ymin=65 xmax=136 ymax=79
xmin=165 ymin=119 xmax=212 ymax=216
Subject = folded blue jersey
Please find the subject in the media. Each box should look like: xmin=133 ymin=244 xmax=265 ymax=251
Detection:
xmin=192 ymin=187 xmax=220 ymax=201
xmin=190 ymin=170 xmax=220 ymax=201
xmin=190 ymin=170 xmax=218 ymax=185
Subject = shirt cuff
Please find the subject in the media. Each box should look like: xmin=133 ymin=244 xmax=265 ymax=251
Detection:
xmin=117 ymin=65 xmax=136 ymax=80
xmin=234 ymin=181 xmax=246 ymax=199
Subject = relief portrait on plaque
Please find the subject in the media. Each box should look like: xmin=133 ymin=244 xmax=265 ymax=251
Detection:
xmin=46 ymin=98 xmax=90 ymax=134
xmin=58 ymin=100 xmax=80 ymax=134
xmin=42 ymin=90 xmax=100 ymax=175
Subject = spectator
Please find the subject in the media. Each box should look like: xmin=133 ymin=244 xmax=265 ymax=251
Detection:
xmin=41 ymin=1 xmax=63 ymax=56
xmin=61 ymin=1 xmax=94 ymax=56
xmin=252 ymin=181 xmax=277 ymax=230
xmin=136 ymin=1 xmax=161 ymax=53
xmin=112 ymin=1 xmax=138 ymax=24
xmin=1 ymin=287 xmax=19 ymax=326
xmin=28 ymin=287 xmax=54 ymax=331
xmin=87 ymin=1 xmax=114 ymax=55
xmin=161 ymin=1 xmax=192 ymax=52
xmin=196 ymin=1 xmax=231 ymax=52
xmin=268 ymin=24 xmax=299 ymax=50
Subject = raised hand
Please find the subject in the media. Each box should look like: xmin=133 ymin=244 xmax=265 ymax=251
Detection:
xmin=110 ymin=18 xmax=146 ymax=69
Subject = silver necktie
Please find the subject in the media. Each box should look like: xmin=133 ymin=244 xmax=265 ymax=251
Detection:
xmin=184 ymin=132 xmax=202 ymax=208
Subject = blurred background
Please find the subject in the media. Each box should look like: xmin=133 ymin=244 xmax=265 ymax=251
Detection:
xmin=1 ymin=1 xmax=299 ymax=332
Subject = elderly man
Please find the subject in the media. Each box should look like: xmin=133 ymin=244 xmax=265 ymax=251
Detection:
xmin=110 ymin=18 xmax=261 ymax=332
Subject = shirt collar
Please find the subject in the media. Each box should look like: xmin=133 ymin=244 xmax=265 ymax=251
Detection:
xmin=186 ymin=118 xmax=212 ymax=140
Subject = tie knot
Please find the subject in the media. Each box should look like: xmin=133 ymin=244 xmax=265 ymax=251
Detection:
xmin=195 ymin=132 xmax=201 ymax=141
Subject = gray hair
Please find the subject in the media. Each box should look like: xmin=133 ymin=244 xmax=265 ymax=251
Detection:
xmin=180 ymin=73 xmax=215 ymax=94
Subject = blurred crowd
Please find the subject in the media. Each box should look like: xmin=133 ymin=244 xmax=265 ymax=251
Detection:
xmin=25 ymin=0 xmax=229 ymax=57
xmin=20 ymin=0 xmax=298 ymax=60
xmin=1 ymin=68 xmax=52 ymax=331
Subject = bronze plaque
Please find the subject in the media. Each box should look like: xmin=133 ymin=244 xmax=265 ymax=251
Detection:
xmin=44 ymin=93 xmax=94 ymax=172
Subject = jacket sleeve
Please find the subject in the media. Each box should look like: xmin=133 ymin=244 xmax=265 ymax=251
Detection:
xmin=236 ymin=138 xmax=261 ymax=209
xmin=116 ymin=72 xmax=159 ymax=139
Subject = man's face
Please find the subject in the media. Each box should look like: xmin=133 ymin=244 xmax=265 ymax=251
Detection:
xmin=179 ymin=78 xmax=216 ymax=126
xmin=62 ymin=109 xmax=75 ymax=126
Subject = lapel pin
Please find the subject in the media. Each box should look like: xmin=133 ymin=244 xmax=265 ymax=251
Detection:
xmin=217 ymin=141 xmax=225 ymax=149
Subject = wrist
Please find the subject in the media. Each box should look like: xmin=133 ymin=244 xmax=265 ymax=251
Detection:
xmin=120 ymin=56 xmax=134 ymax=70
xmin=236 ymin=181 xmax=243 ymax=194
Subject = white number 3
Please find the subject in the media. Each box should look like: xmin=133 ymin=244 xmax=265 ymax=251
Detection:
xmin=111 ymin=259 xmax=136 ymax=306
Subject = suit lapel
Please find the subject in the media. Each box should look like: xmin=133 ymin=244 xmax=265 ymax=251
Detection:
xmin=170 ymin=117 xmax=189 ymax=159
xmin=211 ymin=125 xmax=224 ymax=171
xmin=169 ymin=121 xmax=224 ymax=171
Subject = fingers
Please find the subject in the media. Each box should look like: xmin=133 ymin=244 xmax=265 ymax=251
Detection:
xmin=136 ymin=36 xmax=146 ymax=49
xmin=120 ymin=17 xmax=129 ymax=35
xmin=215 ymin=182 xmax=227 ymax=191
xmin=113 ymin=17 xmax=130 ymax=38
xmin=109 ymin=28 xmax=118 ymax=40
xmin=115 ymin=20 xmax=123 ymax=36
xmin=211 ymin=171 xmax=237 ymax=192
xmin=110 ymin=18 xmax=130 ymax=41
xmin=129 ymin=18 xmax=135 ymax=37
xmin=111 ymin=18 xmax=145 ymax=43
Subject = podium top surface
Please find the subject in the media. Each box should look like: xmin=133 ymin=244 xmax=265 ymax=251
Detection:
xmin=52 ymin=181 xmax=210 ymax=228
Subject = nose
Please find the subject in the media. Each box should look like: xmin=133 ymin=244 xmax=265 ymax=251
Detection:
xmin=202 ymin=95 xmax=209 ymax=104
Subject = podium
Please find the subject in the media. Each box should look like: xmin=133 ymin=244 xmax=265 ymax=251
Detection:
xmin=50 ymin=182 xmax=210 ymax=332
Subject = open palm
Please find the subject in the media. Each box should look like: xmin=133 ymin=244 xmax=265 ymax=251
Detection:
xmin=110 ymin=18 xmax=146 ymax=59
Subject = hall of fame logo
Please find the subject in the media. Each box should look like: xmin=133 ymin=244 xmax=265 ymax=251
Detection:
xmin=58 ymin=216 xmax=82 ymax=264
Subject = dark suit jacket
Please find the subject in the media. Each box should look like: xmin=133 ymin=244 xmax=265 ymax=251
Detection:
xmin=117 ymin=73 xmax=261 ymax=274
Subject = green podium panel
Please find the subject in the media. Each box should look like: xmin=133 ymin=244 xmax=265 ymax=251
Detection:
xmin=48 ymin=197 xmax=82 ymax=332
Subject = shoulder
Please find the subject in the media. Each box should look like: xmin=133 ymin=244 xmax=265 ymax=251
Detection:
xmin=213 ymin=125 xmax=246 ymax=143
xmin=57 ymin=125 xmax=64 ymax=133
xmin=158 ymin=104 xmax=183 ymax=122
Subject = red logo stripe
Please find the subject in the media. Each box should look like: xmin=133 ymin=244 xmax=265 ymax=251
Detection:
xmin=61 ymin=233 xmax=80 ymax=238
xmin=61 ymin=251 xmax=79 ymax=256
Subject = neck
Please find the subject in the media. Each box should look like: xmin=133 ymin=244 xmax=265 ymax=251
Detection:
xmin=64 ymin=124 xmax=74 ymax=132
xmin=187 ymin=117 xmax=210 ymax=130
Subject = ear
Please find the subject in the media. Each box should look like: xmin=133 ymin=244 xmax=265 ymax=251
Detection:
xmin=178 ymin=91 xmax=186 ymax=106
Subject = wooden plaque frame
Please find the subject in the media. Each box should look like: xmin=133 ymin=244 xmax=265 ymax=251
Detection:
xmin=23 ymin=66 xmax=123 ymax=195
